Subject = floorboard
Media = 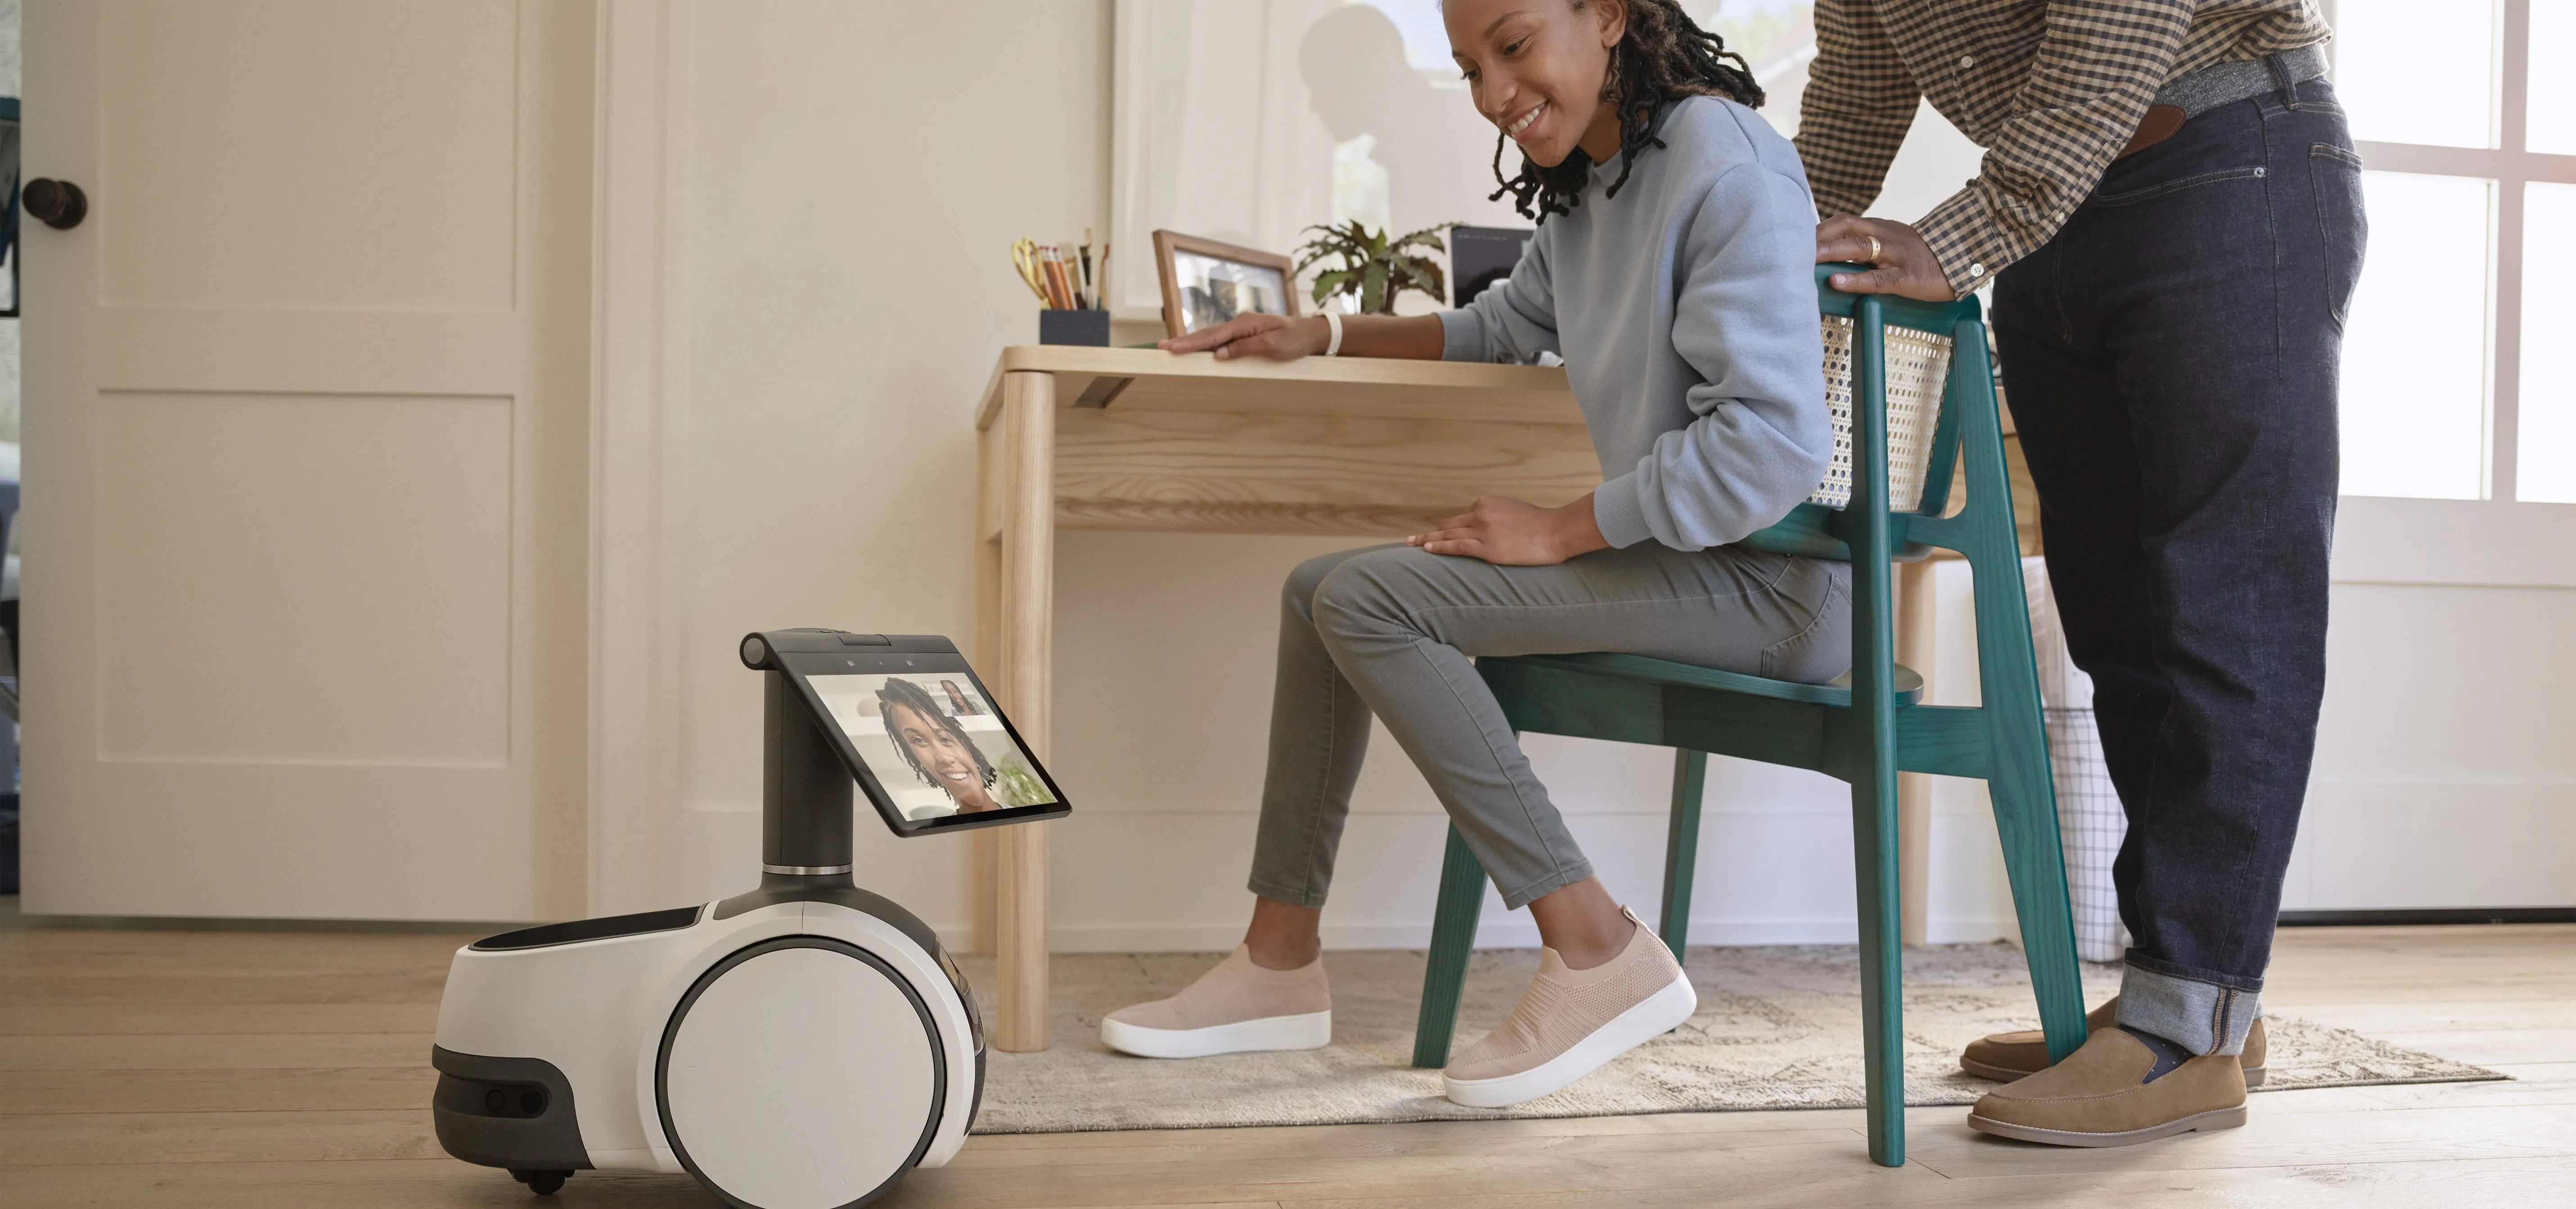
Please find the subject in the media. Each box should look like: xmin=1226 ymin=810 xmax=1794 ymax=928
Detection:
xmin=1 ymin=911 xmax=2567 ymax=1208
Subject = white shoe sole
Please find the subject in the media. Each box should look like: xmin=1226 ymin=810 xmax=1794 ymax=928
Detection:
xmin=1443 ymin=972 xmax=1698 ymax=1109
xmin=1101 ymin=1009 xmax=1331 ymax=1059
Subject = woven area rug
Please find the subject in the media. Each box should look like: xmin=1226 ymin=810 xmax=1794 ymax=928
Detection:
xmin=959 ymin=943 xmax=2502 ymax=1134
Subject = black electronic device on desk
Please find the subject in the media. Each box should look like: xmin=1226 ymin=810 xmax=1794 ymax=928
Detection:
xmin=430 ymin=631 xmax=1066 ymax=1207
xmin=1448 ymin=224 xmax=1534 ymax=306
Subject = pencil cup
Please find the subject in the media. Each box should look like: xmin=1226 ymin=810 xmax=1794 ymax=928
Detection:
xmin=1038 ymin=309 xmax=1111 ymax=347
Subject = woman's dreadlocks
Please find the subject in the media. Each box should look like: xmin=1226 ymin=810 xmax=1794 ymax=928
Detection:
xmin=1489 ymin=0 xmax=1765 ymax=223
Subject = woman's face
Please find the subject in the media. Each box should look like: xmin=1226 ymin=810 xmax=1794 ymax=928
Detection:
xmin=890 ymin=702 xmax=996 ymax=811
xmin=1445 ymin=0 xmax=1628 ymax=167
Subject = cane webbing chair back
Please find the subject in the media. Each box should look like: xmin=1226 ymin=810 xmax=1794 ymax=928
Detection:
xmin=1808 ymin=316 xmax=1952 ymax=512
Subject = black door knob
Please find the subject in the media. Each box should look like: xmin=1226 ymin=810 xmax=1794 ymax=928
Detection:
xmin=23 ymin=179 xmax=88 ymax=230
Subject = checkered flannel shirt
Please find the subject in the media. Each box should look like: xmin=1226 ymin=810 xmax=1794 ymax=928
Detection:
xmin=1794 ymin=0 xmax=2331 ymax=295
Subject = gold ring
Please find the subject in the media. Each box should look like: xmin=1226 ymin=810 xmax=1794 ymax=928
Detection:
xmin=1865 ymin=234 xmax=1883 ymax=264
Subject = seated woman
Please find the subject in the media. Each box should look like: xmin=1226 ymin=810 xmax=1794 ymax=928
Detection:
xmin=1103 ymin=0 xmax=1837 ymax=1109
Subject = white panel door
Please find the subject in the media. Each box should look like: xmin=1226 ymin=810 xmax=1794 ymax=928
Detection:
xmin=18 ymin=0 xmax=594 ymax=921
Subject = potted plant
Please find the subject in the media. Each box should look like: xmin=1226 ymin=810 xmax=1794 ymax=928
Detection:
xmin=1293 ymin=220 xmax=1455 ymax=315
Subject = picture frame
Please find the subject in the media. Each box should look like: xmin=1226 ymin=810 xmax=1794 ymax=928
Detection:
xmin=1151 ymin=229 xmax=1300 ymax=339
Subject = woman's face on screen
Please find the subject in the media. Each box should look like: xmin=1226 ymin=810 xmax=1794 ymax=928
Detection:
xmin=890 ymin=702 xmax=995 ymax=812
xmin=1446 ymin=0 xmax=1627 ymax=168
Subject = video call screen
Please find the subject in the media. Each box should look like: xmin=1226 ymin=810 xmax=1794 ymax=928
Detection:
xmin=804 ymin=672 xmax=1060 ymax=822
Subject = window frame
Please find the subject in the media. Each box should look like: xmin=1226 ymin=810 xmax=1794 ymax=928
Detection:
xmin=2333 ymin=0 xmax=2573 ymax=504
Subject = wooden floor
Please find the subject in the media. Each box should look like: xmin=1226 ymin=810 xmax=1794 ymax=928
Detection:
xmin=3 ymin=911 xmax=2571 ymax=1209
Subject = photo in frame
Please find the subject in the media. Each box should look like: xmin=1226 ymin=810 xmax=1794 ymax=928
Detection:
xmin=1152 ymin=229 xmax=1299 ymax=338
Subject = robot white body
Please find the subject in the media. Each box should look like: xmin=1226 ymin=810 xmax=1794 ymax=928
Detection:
xmin=431 ymin=631 xmax=1041 ymax=1209
xmin=432 ymin=889 xmax=981 ymax=1208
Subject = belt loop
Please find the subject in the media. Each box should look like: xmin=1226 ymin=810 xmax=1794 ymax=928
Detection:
xmin=2265 ymin=51 xmax=2296 ymax=102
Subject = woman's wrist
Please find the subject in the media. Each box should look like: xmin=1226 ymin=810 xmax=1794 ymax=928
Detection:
xmin=1551 ymin=494 xmax=1611 ymax=560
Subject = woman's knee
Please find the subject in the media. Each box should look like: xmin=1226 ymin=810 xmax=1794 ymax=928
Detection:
xmin=1285 ymin=545 xmax=1398 ymax=625
xmin=1310 ymin=547 xmax=1428 ymax=639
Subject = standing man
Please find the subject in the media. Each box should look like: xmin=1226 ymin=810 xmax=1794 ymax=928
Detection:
xmin=1794 ymin=2 xmax=2362 ymax=1146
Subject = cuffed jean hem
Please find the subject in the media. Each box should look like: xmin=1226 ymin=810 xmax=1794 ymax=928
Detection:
xmin=1493 ymin=858 xmax=1596 ymax=912
xmin=1246 ymin=877 xmax=1330 ymax=911
xmin=2118 ymin=960 xmax=2261 ymax=1056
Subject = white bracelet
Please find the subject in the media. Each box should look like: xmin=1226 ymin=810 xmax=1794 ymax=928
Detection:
xmin=1322 ymin=310 xmax=1344 ymax=357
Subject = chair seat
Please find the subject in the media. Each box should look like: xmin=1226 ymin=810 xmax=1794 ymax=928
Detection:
xmin=1484 ymin=652 xmax=1924 ymax=708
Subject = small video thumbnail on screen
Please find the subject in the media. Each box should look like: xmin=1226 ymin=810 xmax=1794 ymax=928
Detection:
xmin=807 ymin=673 xmax=1057 ymax=820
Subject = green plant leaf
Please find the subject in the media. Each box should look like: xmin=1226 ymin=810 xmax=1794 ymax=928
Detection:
xmin=1362 ymin=261 xmax=1389 ymax=314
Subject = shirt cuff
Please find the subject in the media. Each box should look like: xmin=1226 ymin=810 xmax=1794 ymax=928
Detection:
xmin=1436 ymin=308 xmax=1486 ymax=362
xmin=1591 ymin=473 xmax=1653 ymax=549
xmin=1915 ymin=188 xmax=2009 ymax=296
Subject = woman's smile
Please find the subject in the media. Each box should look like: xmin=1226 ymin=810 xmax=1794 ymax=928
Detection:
xmin=1502 ymin=99 xmax=1548 ymax=142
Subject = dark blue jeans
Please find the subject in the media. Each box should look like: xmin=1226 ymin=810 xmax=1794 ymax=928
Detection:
xmin=1990 ymin=76 xmax=2364 ymax=1056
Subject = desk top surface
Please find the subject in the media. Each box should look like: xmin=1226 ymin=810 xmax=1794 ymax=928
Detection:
xmin=978 ymin=345 xmax=1578 ymax=431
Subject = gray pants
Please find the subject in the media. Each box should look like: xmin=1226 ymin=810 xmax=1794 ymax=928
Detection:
xmin=1247 ymin=542 xmax=1852 ymax=911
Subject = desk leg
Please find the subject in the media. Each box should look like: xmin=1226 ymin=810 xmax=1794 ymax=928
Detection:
xmin=1897 ymin=559 xmax=1936 ymax=946
xmin=987 ymin=370 xmax=1055 ymax=1053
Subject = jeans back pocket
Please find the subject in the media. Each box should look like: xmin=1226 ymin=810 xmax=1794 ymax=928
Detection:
xmin=2310 ymin=144 xmax=2367 ymax=328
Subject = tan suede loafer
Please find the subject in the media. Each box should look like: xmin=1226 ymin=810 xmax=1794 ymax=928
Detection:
xmin=1960 ymin=995 xmax=2266 ymax=1086
xmin=1967 ymin=1026 xmax=2248 ymax=1147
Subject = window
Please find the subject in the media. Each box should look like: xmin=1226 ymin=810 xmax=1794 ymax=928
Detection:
xmin=2333 ymin=0 xmax=2574 ymax=503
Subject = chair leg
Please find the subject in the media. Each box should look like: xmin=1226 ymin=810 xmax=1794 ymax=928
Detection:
xmin=1658 ymin=749 xmax=1707 ymax=960
xmin=1411 ymin=822 xmax=1487 ymax=1069
xmin=1950 ymin=313 xmax=2088 ymax=1063
xmin=1851 ymin=762 xmax=1906 ymax=1168
xmin=1985 ymin=690 xmax=2090 ymax=1063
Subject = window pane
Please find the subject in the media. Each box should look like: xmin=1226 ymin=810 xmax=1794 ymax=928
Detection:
xmin=2335 ymin=0 xmax=2499 ymax=148
xmin=2341 ymin=172 xmax=2491 ymax=500
xmin=2534 ymin=0 xmax=2576 ymax=154
xmin=2521 ymin=183 xmax=2576 ymax=502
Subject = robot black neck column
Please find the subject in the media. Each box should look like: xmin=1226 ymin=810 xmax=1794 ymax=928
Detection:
xmin=760 ymin=668 xmax=854 ymax=883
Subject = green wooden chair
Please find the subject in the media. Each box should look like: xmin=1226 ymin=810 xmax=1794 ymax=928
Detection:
xmin=1408 ymin=267 xmax=2089 ymax=1167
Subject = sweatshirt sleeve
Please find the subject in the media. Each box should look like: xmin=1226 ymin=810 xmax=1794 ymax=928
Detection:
xmin=1435 ymin=225 xmax=1560 ymax=364
xmin=1591 ymin=163 xmax=1831 ymax=552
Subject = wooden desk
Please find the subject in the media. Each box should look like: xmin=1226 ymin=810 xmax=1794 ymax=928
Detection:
xmin=968 ymin=345 xmax=2033 ymax=1052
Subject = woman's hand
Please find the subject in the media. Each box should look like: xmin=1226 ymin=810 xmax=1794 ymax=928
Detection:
xmin=1815 ymin=216 xmax=1959 ymax=302
xmin=1159 ymin=313 xmax=1331 ymax=362
xmin=1407 ymin=494 xmax=1609 ymax=566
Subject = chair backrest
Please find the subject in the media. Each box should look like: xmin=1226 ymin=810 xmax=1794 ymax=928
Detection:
xmin=1740 ymin=265 xmax=1988 ymax=562
xmin=1808 ymin=316 xmax=1952 ymax=512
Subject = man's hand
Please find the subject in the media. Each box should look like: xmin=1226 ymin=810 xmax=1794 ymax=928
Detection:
xmin=1407 ymin=494 xmax=1609 ymax=566
xmin=1816 ymin=216 xmax=1958 ymax=302
xmin=1159 ymin=313 xmax=1330 ymax=362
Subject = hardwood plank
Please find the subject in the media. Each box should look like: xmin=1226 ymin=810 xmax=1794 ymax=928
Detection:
xmin=0 ymin=1158 xmax=1283 ymax=1209
xmin=899 ymin=1134 xmax=1951 ymax=1209
xmin=0 ymin=1001 xmax=440 ymax=1037
xmin=2 ymin=921 xmax=2570 ymax=1208
xmin=2269 ymin=998 xmax=2576 ymax=1034
xmin=0 ymin=1031 xmax=429 ymax=1072
xmin=0 ymin=1160 xmax=714 ymax=1209
xmin=2368 ymin=1028 xmax=2576 ymax=1065
xmin=1903 ymin=1102 xmax=2576 ymax=1178
xmin=1278 ymin=1155 xmax=2576 ymax=1209
xmin=0 ymin=1109 xmax=441 ymax=1165
xmin=2350 ymin=1063 xmax=2576 ymax=1109
xmin=0 ymin=972 xmax=447 ymax=1006
xmin=0 ymin=1065 xmax=436 ymax=1115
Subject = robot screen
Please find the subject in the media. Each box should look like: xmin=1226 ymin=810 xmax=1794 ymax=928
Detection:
xmin=805 ymin=668 xmax=1061 ymax=824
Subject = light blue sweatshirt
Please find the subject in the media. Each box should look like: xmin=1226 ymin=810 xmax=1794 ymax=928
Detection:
xmin=1438 ymin=95 xmax=1830 ymax=552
